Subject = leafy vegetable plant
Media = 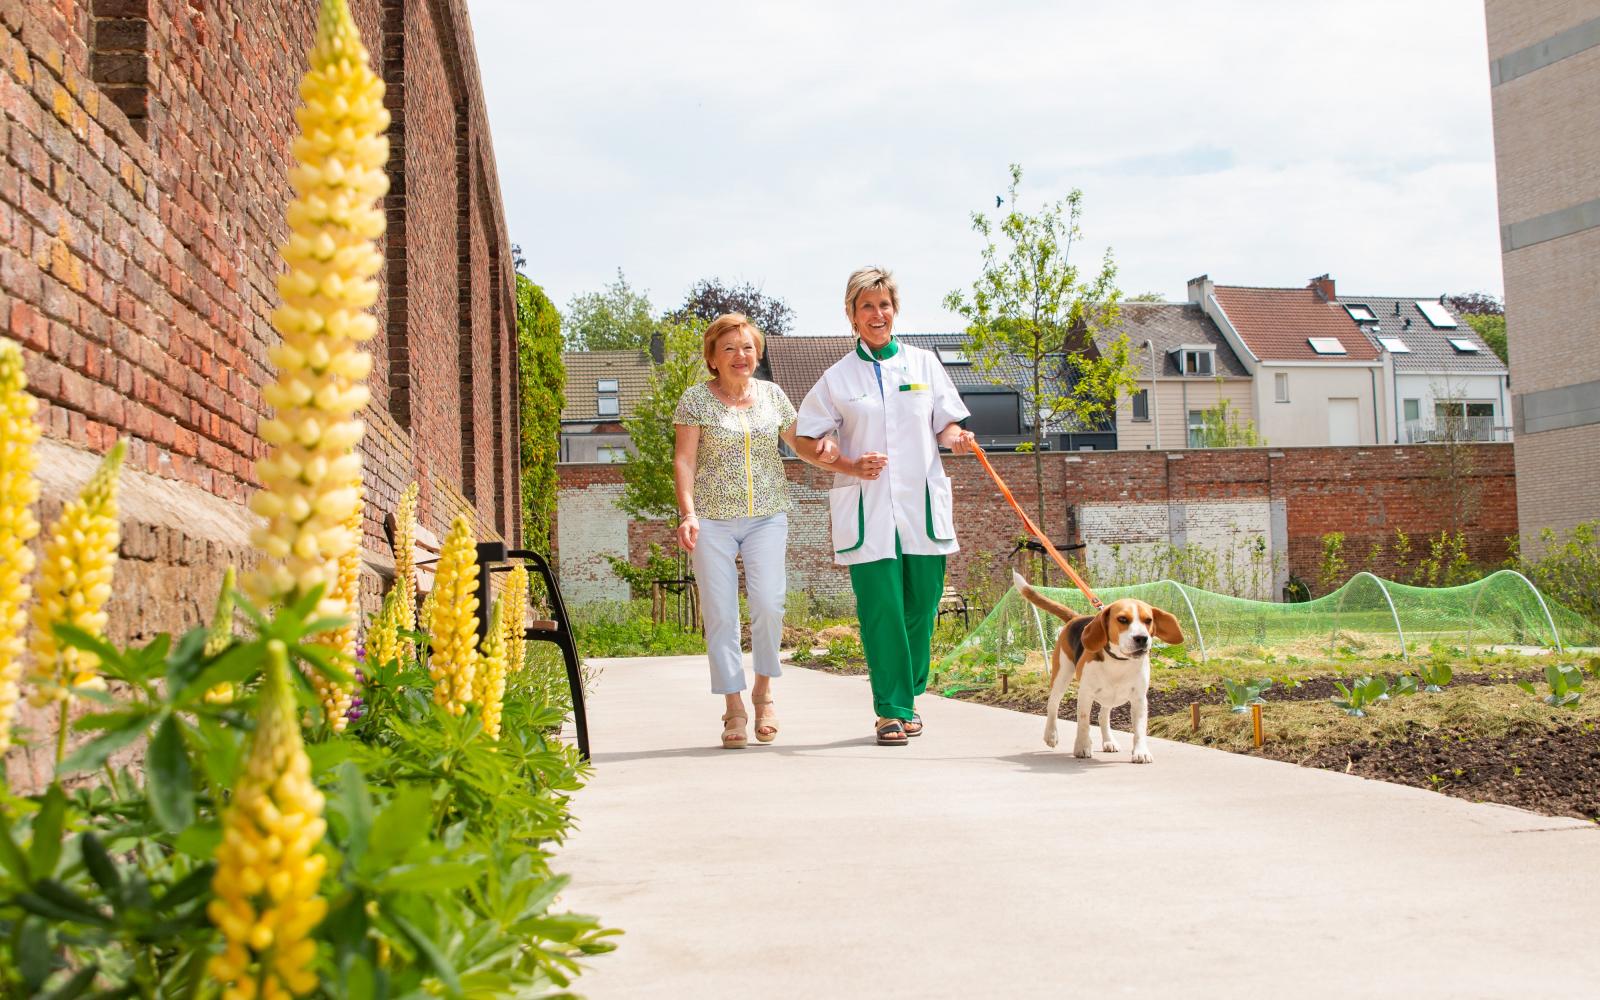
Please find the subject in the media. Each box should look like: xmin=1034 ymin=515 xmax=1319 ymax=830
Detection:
xmin=1417 ymin=658 xmax=1453 ymax=693
xmin=1331 ymin=675 xmax=1389 ymax=717
xmin=1518 ymin=663 xmax=1583 ymax=707
xmin=1222 ymin=678 xmax=1272 ymax=713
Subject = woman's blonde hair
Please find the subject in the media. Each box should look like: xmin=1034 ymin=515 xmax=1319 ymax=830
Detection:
xmin=702 ymin=313 xmax=765 ymax=376
xmin=843 ymin=266 xmax=900 ymax=320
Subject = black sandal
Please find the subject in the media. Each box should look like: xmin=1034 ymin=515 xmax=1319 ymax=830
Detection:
xmin=875 ymin=719 xmax=908 ymax=746
xmin=902 ymin=713 xmax=923 ymax=738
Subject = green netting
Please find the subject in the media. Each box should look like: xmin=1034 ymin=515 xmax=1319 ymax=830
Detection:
xmin=937 ymin=570 xmax=1600 ymax=671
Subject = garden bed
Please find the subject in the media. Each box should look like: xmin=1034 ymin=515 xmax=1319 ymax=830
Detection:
xmin=790 ymin=648 xmax=1600 ymax=823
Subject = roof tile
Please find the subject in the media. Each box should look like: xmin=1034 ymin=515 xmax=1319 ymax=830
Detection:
xmin=1213 ymin=285 xmax=1380 ymax=361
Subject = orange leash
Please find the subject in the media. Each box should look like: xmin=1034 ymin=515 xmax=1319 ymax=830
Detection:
xmin=966 ymin=441 xmax=1103 ymax=610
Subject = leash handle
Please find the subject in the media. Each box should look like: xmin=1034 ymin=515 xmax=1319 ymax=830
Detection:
xmin=966 ymin=441 xmax=1103 ymax=610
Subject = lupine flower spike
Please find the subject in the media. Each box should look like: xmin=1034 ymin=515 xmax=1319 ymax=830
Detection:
xmin=209 ymin=640 xmax=328 ymax=999
xmin=310 ymin=486 xmax=363 ymax=732
xmin=204 ymin=566 xmax=239 ymax=705
xmin=366 ymin=586 xmax=402 ymax=675
xmin=391 ymin=481 xmax=419 ymax=657
xmin=428 ymin=516 xmax=479 ymax=715
xmin=28 ymin=440 xmax=125 ymax=709
xmin=503 ymin=563 xmax=528 ymax=674
xmin=476 ymin=600 xmax=507 ymax=740
xmin=0 ymin=339 xmax=41 ymax=753
xmin=246 ymin=0 xmax=388 ymax=625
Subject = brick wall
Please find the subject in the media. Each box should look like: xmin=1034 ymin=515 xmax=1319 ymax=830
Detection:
xmin=556 ymin=444 xmax=1518 ymax=604
xmin=2 ymin=0 xmax=519 ymax=784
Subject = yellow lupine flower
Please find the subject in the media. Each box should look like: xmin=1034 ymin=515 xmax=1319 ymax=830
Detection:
xmin=0 ymin=339 xmax=41 ymax=752
xmin=246 ymin=0 xmax=388 ymax=624
xmin=391 ymin=481 xmax=418 ymax=658
xmin=309 ymin=485 xmax=362 ymax=732
xmin=204 ymin=566 xmax=238 ymax=705
xmin=27 ymin=440 xmax=124 ymax=707
xmin=208 ymin=640 xmax=327 ymax=999
xmin=502 ymin=564 xmax=528 ymax=674
xmin=427 ymin=516 xmax=478 ymax=716
xmin=366 ymin=585 xmax=402 ymax=673
xmin=475 ymin=600 xmax=507 ymax=740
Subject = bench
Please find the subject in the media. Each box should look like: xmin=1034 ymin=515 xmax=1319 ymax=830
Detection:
xmin=937 ymin=585 xmax=970 ymax=629
xmin=382 ymin=515 xmax=589 ymax=760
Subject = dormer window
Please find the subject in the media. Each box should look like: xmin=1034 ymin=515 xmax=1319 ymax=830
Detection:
xmin=1172 ymin=346 xmax=1215 ymax=376
xmin=1308 ymin=337 xmax=1347 ymax=355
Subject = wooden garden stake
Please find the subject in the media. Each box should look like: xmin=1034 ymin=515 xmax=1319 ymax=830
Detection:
xmin=1251 ymin=703 xmax=1264 ymax=747
xmin=1190 ymin=702 xmax=1199 ymax=732
xmin=1001 ymin=671 xmax=1009 ymax=694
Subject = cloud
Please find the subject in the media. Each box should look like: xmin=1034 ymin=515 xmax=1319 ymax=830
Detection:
xmin=469 ymin=0 xmax=1503 ymax=333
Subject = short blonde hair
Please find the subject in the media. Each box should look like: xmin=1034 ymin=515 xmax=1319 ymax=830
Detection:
xmin=702 ymin=313 xmax=765 ymax=375
xmin=844 ymin=266 xmax=900 ymax=320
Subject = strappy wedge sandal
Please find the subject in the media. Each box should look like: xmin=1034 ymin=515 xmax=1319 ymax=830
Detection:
xmin=875 ymin=718 xmax=908 ymax=746
xmin=902 ymin=712 xmax=923 ymax=738
xmin=721 ymin=711 xmax=749 ymax=749
xmin=753 ymin=697 xmax=779 ymax=744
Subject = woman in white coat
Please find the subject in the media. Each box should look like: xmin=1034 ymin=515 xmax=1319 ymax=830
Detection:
xmin=796 ymin=267 xmax=975 ymax=746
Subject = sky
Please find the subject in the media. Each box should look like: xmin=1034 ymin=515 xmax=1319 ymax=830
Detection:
xmin=466 ymin=0 xmax=1504 ymax=337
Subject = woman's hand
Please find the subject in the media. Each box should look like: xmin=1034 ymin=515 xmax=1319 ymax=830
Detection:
xmin=677 ymin=514 xmax=699 ymax=552
xmin=850 ymin=452 xmax=887 ymax=480
xmin=938 ymin=424 xmax=976 ymax=454
xmin=813 ymin=436 xmax=840 ymax=465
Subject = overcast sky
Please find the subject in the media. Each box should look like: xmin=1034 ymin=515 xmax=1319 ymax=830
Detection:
xmin=466 ymin=0 xmax=1503 ymax=336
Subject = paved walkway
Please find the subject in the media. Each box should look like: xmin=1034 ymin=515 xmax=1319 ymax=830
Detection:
xmin=556 ymin=655 xmax=1600 ymax=999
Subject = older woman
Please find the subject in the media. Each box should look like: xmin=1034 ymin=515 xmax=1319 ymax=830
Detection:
xmin=796 ymin=267 xmax=975 ymax=746
xmin=673 ymin=313 xmax=831 ymax=749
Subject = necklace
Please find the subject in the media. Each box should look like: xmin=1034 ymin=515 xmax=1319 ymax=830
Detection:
xmin=713 ymin=379 xmax=754 ymax=408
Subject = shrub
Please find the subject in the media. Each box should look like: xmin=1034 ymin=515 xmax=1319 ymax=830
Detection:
xmin=1510 ymin=520 xmax=1600 ymax=626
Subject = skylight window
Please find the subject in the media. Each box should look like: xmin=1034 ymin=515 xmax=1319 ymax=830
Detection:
xmin=596 ymin=396 xmax=620 ymax=417
xmin=1308 ymin=337 xmax=1347 ymax=355
xmin=1344 ymin=304 xmax=1378 ymax=323
xmin=1415 ymin=300 xmax=1459 ymax=328
xmin=1448 ymin=338 xmax=1482 ymax=353
xmin=596 ymin=379 xmax=619 ymax=393
xmin=936 ymin=348 xmax=970 ymax=365
xmin=1378 ymin=337 xmax=1411 ymax=354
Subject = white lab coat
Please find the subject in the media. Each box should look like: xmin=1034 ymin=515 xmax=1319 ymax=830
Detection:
xmin=796 ymin=340 xmax=971 ymax=566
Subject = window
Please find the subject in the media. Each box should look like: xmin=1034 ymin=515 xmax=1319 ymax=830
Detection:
xmin=1378 ymin=337 xmax=1411 ymax=353
xmin=935 ymin=348 xmax=970 ymax=365
xmin=595 ymin=446 xmax=628 ymax=463
xmin=1132 ymin=389 xmax=1150 ymax=421
xmin=1434 ymin=401 xmax=1496 ymax=441
xmin=1274 ymin=372 xmax=1289 ymax=403
xmin=1344 ymin=304 xmax=1377 ymax=323
xmin=1181 ymin=349 xmax=1214 ymax=376
xmin=1187 ymin=409 xmax=1206 ymax=448
xmin=1415 ymin=300 xmax=1458 ymax=328
xmin=959 ymin=391 xmax=1020 ymax=436
xmin=596 ymin=379 xmax=620 ymax=393
xmin=596 ymin=396 xmax=620 ymax=417
xmin=1403 ymin=399 xmax=1420 ymax=423
xmin=1447 ymin=337 xmax=1481 ymax=353
xmin=1307 ymin=337 xmax=1347 ymax=355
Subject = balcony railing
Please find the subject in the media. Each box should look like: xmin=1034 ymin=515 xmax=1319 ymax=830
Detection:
xmin=1402 ymin=417 xmax=1509 ymax=443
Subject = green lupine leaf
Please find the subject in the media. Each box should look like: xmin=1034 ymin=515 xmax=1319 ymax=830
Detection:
xmin=389 ymin=910 xmax=462 ymax=996
xmin=146 ymin=716 xmax=195 ymax=833
xmin=58 ymin=716 xmax=149 ymax=776
xmin=29 ymin=784 xmax=67 ymax=878
xmin=79 ymin=833 xmax=123 ymax=907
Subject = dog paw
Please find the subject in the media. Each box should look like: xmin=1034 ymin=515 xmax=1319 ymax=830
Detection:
xmin=1072 ymin=743 xmax=1093 ymax=759
xmin=1100 ymin=739 xmax=1121 ymax=753
xmin=1043 ymin=727 xmax=1059 ymax=749
xmin=1130 ymin=745 xmax=1154 ymax=764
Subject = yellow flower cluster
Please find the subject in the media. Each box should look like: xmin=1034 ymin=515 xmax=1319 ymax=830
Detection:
xmin=308 ymin=486 xmax=363 ymax=732
xmin=209 ymin=640 xmax=327 ymax=999
xmin=475 ymin=600 xmax=507 ymax=740
xmin=204 ymin=566 xmax=239 ymax=705
xmin=0 ymin=340 xmax=40 ymax=752
xmin=246 ymin=0 xmax=388 ymax=625
xmin=502 ymin=564 xmax=528 ymax=674
xmin=427 ymin=516 xmax=479 ymax=715
xmin=391 ymin=481 xmax=418 ymax=658
xmin=27 ymin=440 xmax=125 ymax=707
xmin=366 ymin=586 xmax=403 ymax=673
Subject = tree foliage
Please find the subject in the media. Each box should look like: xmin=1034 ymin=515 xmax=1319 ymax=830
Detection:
xmin=617 ymin=320 xmax=704 ymax=522
xmin=516 ymin=275 xmax=564 ymax=553
xmin=944 ymin=163 xmax=1134 ymax=525
xmin=1192 ymin=394 xmax=1264 ymax=448
xmin=564 ymin=268 xmax=655 ymax=351
xmin=1447 ymin=292 xmax=1507 ymax=364
xmin=668 ymin=278 xmax=794 ymax=338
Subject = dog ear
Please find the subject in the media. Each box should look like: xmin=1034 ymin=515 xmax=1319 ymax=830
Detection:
xmin=1151 ymin=606 xmax=1185 ymax=645
xmin=1081 ymin=606 xmax=1113 ymax=655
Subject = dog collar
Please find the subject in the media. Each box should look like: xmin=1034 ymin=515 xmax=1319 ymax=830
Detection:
xmin=1103 ymin=647 xmax=1133 ymax=661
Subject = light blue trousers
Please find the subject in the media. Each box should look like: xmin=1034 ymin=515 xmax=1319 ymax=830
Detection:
xmin=691 ymin=513 xmax=787 ymax=694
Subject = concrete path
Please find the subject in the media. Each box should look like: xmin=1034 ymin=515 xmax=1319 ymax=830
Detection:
xmin=556 ymin=655 xmax=1600 ymax=1000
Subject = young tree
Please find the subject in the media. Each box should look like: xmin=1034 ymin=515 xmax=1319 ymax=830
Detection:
xmin=617 ymin=320 xmax=705 ymax=580
xmin=1446 ymin=292 xmax=1507 ymax=364
xmin=515 ymin=274 xmax=565 ymax=554
xmin=1192 ymin=384 xmax=1264 ymax=447
xmin=564 ymin=268 xmax=656 ymax=351
xmin=944 ymin=164 xmax=1136 ymax=532
xmin=669 ymin=278 xmax=794 ymax=338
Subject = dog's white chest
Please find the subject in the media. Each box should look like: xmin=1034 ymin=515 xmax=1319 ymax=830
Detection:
xmin=1080 ymin=654 xmax=1149 ymax=707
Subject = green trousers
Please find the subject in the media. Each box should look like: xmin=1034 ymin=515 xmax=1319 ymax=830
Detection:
xmin=848 ymin=537 xmax=947 ymax=721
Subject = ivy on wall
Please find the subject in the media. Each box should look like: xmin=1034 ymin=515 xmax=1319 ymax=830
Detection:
xmin=516 ymin=273 xmax=564 ymax=554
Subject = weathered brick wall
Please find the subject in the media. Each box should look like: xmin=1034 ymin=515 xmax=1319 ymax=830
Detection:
xmin=3 ymin=0 xmax=519 ymax=783
xmin=556 ymin=444 xmax=1518 ymax=605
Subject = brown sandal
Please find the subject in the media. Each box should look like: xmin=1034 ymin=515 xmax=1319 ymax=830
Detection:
xmin=875 ymin=718 xmax=908 ymax=746
xmin=902 ymin=712 xmax=923 ymax=738
xmin=721 ymin=711 xmax=749 ymax=749
xmin=753 ymin=697 xmax=779 ymax=743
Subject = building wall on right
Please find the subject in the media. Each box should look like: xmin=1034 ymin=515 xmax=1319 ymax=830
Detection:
xmin=1484 ymin=0 xmax=1600 ymax=552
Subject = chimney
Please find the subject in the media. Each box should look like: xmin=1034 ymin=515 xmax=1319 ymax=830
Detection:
xmin=649 ymin=329 xmax=664 ymax=364
xmin=1309 ymin=274 xmax=1335 ymax=301
xmin=1185 ymin=274 xmax=1213 ymax=305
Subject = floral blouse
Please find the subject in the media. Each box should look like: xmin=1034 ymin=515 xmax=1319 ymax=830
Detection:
xmin=674 ymin=379 xmax=797 ymax=520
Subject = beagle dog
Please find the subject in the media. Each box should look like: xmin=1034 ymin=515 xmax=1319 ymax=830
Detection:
xmin=1012 ymin=571 xmax=1184 ymax=763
